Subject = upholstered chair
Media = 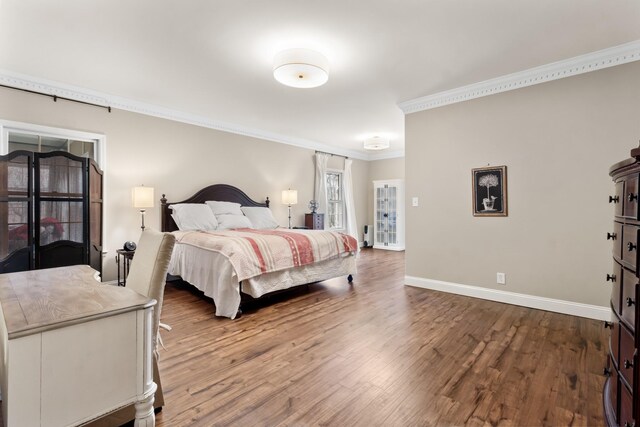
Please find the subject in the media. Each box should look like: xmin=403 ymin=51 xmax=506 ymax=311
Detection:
xmin=126 ymin=228 xmax=176 ymax=357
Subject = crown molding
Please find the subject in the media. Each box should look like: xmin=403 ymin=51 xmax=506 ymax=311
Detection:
xmin=399 ymin=39 xmax=640 ymax=114
xmin=0 ymin=69 xmax=375 ymax=161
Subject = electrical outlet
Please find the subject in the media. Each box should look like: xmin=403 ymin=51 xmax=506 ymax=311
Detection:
xmin=497 ymin=272 xmax=506 ymax=285
xmin=412 ymin=197 xmax=419 ymax=207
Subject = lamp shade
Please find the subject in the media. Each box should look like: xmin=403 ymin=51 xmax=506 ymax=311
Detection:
xmin=282 ymin=189 xmax=298 ymax=205
xmin=273 ymin=49 xmax=329 ymax=89
xmin=132 ymin=186 xmax=154 ymax=208
xmin=363 ymin=136 xmax=390 ymax=150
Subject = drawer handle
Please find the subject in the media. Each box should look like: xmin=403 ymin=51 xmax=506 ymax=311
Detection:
xmin=603 ymin=367 xmax=611 ymax=376
xmin=629 ymin=193 xmax=638 ymax=202
xmin=604 ymin=321 xmax=614 ymax=329
xmin=610 ymin=195 xmax=620 ymax=203
xmin=606 ymin=274 xmax=617 ymax=283
xmin=628 ymin=242 xmax=637 ymax=252
xmin=625 ymin=359 xmax=634 ymax=369
xmin=627 ymin=297 xmax=635 ymax=307
xmin=607 ymin=232 xmax=617 ymax=240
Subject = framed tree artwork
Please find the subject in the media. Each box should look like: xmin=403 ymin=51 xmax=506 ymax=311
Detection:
xmin=472 ymin=165 xmax=507 ymax=217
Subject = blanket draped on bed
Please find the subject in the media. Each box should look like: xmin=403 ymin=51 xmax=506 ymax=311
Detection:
xmin=172 ymin=228 xmax=358 ymax=282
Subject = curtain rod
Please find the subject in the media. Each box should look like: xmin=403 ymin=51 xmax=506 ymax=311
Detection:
xmin=0 ymin=84 xmax=112 ymax=113
xmin=315 ymin=150 xmax=348 ymax=159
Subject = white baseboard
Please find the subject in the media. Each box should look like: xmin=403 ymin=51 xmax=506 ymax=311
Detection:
xmin=405 ymin=275 xmax=610 ymax=321
xmin=373 ymin=245 xmax=405 ymax=251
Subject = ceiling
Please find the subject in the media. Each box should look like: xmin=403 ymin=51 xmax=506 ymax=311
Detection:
xmin=1 ymin=0 xmax=639 ymax=159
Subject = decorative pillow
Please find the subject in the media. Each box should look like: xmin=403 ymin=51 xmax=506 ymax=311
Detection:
xmin=240 ymin=207 xmax=278 ymax=229
xmin=205 ymin=201 xmax=243 ymax=216
xmin=169 ymin=204 xmax=218 ymax=231
xmin=216 ymin=214 xmax=252 ymax=230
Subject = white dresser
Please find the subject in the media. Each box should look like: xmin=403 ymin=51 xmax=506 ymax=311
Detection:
xmin=0 ymin=265 xmax=157 ymax=427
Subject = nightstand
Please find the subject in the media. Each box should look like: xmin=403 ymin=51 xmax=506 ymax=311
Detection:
xmin=305 ymin=213 xmax=324 ymax=230
xmin=116 ymin=249 xmax=135 ymax=286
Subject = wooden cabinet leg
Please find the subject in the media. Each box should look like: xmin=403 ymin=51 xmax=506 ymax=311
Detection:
xmin=134 ymin=385 xmax=156 ymax=427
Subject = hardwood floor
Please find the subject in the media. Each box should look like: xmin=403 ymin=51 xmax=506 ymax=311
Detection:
xmin=154 ymin=249 xmax=606 ymax=426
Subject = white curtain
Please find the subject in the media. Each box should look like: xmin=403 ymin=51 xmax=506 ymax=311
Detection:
xmin=343 ymin=158 xmax=359 ymax=246
xmin=314 ymin=153 xmax=330 ymax=229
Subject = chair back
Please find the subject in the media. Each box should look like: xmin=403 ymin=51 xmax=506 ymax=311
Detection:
xmin=126 ymin=228 xmax=176 ymax=349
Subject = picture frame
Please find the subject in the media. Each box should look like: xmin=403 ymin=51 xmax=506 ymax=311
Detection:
xmin=472 ymin=165 xmax=507 ymax=217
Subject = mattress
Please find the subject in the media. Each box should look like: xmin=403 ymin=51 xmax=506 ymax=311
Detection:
xmin=168 ymin=229 xmax=358 ymax=318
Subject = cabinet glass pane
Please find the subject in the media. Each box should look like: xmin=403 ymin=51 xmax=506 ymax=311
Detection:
xmin=389 ymin=186 xmax=397 ymax=244
xmin=40 ymin=201 xmax=83 ymax=244
xmin=5 ymin=155 xmax=30 ymax=197
xmin=89 ymin=165 xmax=102 ymax=201
xmin=374 ymin=184 xmax=401 ymax=247
xmin=90 ymin=202 xmax=102 ymax=245
xmin=2 ymin=201 xmax=29 ymax=258
xmin=39 ymin=156 xmax=84 ymax=198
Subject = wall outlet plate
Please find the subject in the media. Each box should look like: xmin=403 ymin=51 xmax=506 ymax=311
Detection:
xmin=497 ymin=272 xmax=506 ymax=285
xmin=412 ymin=197 xmax=419 ymax=207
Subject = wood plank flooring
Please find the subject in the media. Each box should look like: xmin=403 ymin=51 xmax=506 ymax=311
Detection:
xmin=154 ymin=249 xmax=606 ymax=426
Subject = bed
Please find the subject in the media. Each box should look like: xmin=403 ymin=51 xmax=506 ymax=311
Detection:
xmin=160 ymin=184 xmax=358 ymax=319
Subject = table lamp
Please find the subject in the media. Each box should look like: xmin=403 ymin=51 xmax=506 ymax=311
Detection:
xmin=132 ymin=185 xmax=154 ymax=231
xmin=282 ymin=188 xmax=298 ymax=229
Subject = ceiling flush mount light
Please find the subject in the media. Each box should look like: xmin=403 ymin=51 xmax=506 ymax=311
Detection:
xmin=273 ymin=48 xmax=329 ymax=88
xmin=363 ymin=136 xmax=390 ymax=150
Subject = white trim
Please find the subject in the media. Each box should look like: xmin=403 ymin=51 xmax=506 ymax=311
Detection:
xmin=399 ymin=39 xmax=640 ymax=114
xmin=0 ymin=69 xmax=375 ymax=161
xmin=405 ymin=275 xmax=610 ymax=321
xmin=373 ymin=245 xmax=404 ymax=251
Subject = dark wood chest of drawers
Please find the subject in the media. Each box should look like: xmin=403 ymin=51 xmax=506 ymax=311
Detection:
xmin=305 ymin=213 xmax=324 ymax=230
xmin=606 ymin=150 xmax=640 ymax=427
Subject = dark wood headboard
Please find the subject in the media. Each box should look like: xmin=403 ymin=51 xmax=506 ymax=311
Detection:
xmin=160 ymin=184 xmax=270 ymax=232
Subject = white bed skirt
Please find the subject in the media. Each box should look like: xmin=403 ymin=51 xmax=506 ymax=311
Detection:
xmin=169 ymin=244 xmax=357 ymax=319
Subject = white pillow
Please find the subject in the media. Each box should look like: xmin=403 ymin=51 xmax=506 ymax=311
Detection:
xmin=169 ymin=204 xmax=219 ymax=231
xmin=216 ymin=214 xmax=252 ymax=230
xmin=240 ymin=207 xmax=278 ymax=229
xmin=206 ymin=201 xmax=243 ymax=216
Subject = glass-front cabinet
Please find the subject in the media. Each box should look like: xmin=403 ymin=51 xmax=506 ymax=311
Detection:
xmin=0 ymin=151 xmax=102 ymax=274
xmin=373 ymin=179 xmax=405 ymax=251
xmin=0 ymin=151 xmax=33 ymax=272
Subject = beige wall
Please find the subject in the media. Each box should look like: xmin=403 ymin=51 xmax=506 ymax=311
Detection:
xmin=405 ymin=61 xmax=640 ymax=307
xmin=0 ymin=88 xmax=370 ymax=280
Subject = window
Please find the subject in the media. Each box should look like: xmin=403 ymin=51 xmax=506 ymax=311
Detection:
xmin=8 ymin=131 xmax=95 ymax=160
xmin=0 ymin=120 xmax=105 ymax=169
xmin=8 ymin=132 xmax=96 ymax=159
xmin=325 ymin=170 xmax=345 ymax=230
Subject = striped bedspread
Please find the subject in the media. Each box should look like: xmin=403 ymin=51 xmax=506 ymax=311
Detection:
xmin=172 ymin=228 xmax=358 ymax=281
